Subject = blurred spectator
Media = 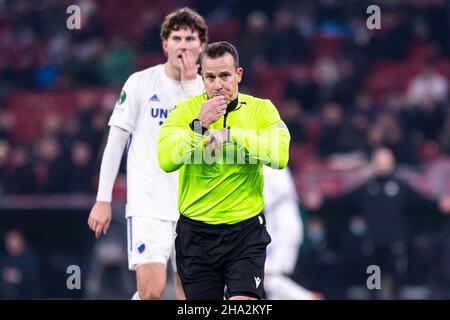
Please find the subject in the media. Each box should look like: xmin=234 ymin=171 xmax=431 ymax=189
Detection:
xmin=0 ymin=230 xmax=40 ymax=299
xmin=305 ymin=147 xmax=450 ymax=299
xmin=367 ymin=10 xmax=410 ymax=61
xmin=65 ymin=141 xmax=95 ymax=193
xmin=407 ymin=62 xmax=448 ymax=106
xmin=318 ymin=102 xmax=365 ymax=158
xmin=376 ymin=112 xmax=419 ymax=165
xmin=72 ymin=38 xmax=105 ymax=86
xmin=33 ymin=56 xmax=58 ymax=89
xmin=74 ymin=92 xmax=105 ymax=154
xmin=0 ymin=55 xmax=16 ymax=100
xmin=33 ymin=136 xmax=70 ymax=193
xmin=294 ymin=215 xmax=344 ymax=299
xmin=40 ymin=113 xmax=63 ymax=140
xmin=279 ymin=99 xmax=304 ymax=143
xmin=438 ymin=116 xmax=450 ymax=155
xmin=98 ymin=37 xmax=135 ymax=86
xmin=14 ymin=52 xmax=36 ymax=89
xmin=229 ymin=0 xmax=279 ymax=21
xmin=266 ymin=8 xmax=307 ymax=64
xmin=81 ymin=108 xmax=108 ymax=156
xmin=284 ymin=67 xmax=318 ymax=113
xmin=339 ymin=214 xmax=373 ymax=298
xmin=0 ymin=109 xmax=14 ymax=141
xmin=312 ymin=57 xmax=340 ymax=103
xmin=141 ymin=7 xmax=162 ymax=53
xmin=0 ymin=140 xmax=11 ymax=191
xmin=85 ymin=240 xmax=134 ymax=299
xmin=330 ymin=59 xmax=361 ymax=109
xmin=70 ymin=0 xmax=103 ymax=44
xmin=238 ymin=10 xmax=270 ymax=69
xmin=366 ymin=124 xmax=384 ymax=153
xmin=33 ymin=0 xmax=67 ymax=40
xmin=3 ymin=146 xmax=36 ymax=194
xmin=412 ymin=98 xmax=447 ymax=144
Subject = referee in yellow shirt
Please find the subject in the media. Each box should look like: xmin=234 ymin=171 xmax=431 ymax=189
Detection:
xmin=158 ymin=41 xmax=291 ymax=300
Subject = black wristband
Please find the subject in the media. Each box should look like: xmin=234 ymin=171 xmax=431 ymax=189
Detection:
xmin=189 ymin=119 xmax=208 ymax=135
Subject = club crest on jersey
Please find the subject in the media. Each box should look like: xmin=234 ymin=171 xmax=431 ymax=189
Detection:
xmin=118 ymin=90 xmax=126 ymax=105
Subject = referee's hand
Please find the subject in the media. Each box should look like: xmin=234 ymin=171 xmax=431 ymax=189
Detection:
xmin=197 ymin=95 xmax=227 ymax=128
xmin=205 ymin=128 xmax=229 ymax=153
xmin=88 ymin=201 xmax=112 ymax=239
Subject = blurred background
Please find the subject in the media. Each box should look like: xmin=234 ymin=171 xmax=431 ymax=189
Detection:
xmin=0 ymin=0 xmax=449 ymax=299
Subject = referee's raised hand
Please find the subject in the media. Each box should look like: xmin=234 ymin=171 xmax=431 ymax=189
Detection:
xmin=197 ymin=95 xmax=227 ymax=128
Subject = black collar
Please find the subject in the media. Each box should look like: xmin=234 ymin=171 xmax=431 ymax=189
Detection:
xmin=227 ymin=97 xmax=239 ymax=113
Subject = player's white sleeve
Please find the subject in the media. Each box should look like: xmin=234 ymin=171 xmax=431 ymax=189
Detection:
xmin=181 ymin=79 xmax=202 ymax=97
xmin=96 ymin=126 xmax=131 ymax=202
xmin=108 ymin=73 xmax=141 ymax=132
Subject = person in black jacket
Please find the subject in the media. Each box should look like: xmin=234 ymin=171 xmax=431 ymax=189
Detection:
xmin=304 ymin=146 xmax=450 ymax=299
xmin=0 ymin=230 xmax=41 ymax=299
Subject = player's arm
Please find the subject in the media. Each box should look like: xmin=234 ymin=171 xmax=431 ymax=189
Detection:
xmin=230 ymin=100 xmax=291 ymax=169
xmin=88 ymin=126 xmax=130 ymax=238
xmin=158 ymin=103 xmax=204 ymax=172
xmin=88 ymin=73 xmax=139 ymax=238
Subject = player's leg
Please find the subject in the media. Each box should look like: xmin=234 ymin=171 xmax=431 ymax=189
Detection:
xmin=169 ymin=230 xmax=186 ymax=300
xmin=127 ymin=216 xmax=174 ymax=300
xmin=135 ymin=263 xmax=167 ymax=300
xmin=264 ymin=199 xmax=319 ymax=299
xmin=225 ymin=213 xmax=272 ymax=300
xmin=175 ymin=215 xmax=225 ymax=300
xmin=174 ymin=272 xmax=185 ymax=300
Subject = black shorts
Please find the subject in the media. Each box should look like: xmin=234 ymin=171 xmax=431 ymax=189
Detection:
xmin=175 ymin=213 xmax=271 ymax=300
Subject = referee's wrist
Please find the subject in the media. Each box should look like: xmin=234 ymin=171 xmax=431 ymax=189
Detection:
xmin=189 ymin=118 xmax=208 ymax=135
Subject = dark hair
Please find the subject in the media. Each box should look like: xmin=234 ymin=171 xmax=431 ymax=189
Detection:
xmin=160 ymin=7 xmax=208 ymax=44
xmin=201 ymin=41 xmax=239 ymax=69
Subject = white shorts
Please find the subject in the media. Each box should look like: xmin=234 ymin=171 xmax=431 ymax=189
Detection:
xmin=127 ymin=216 xmax=177 ymax=271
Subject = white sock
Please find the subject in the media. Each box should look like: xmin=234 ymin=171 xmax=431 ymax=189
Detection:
xmin=266 ymin=274 xmax=316 ymax=300
xmin=131 ymin=291 xmax=141 ymax=300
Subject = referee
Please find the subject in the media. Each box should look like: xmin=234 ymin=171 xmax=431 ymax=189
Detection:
xmin=158 ymin=41 xmax=291 ymax=300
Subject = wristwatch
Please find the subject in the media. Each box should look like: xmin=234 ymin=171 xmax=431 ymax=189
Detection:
xmin=189 ymin=119 xmax=208 ymax=135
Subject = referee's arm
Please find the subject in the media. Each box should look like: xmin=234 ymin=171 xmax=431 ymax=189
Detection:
xmin=158 ymin=104 xmax=203 ymax=172
xmin=229 ymin=101 xmax=291 ymax=169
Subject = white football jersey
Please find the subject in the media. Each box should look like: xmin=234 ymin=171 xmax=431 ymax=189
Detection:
xmin=108 ymin=64 xmax=204 ymax=220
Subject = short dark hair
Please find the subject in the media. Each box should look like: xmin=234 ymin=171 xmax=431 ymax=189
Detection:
xmin=160 ymin=7 xmax=208 ymax=43
xmin=201 ymin=41 xmax=239 ymax=69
